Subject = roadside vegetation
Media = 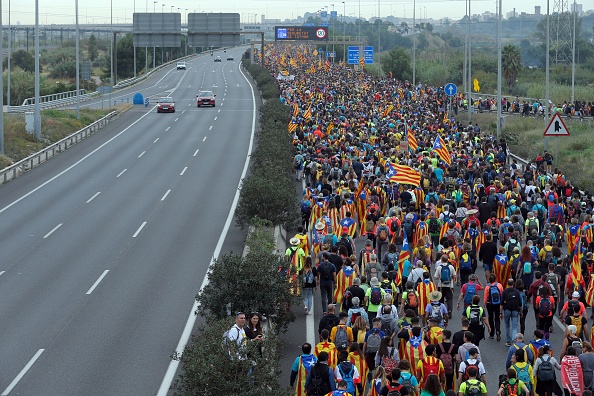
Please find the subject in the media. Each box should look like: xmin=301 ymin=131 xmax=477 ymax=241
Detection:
xmin=0 ymin=109 xmax=113 ymax=169
xmin=172 ymin=55 xmax=297 ymax=395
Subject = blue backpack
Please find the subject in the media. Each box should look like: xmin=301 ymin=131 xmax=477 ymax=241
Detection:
xmin=488 ymin=283 xmax=501 ymax=305
xmin=464 ymin=283 xmax=477 ymax=305
xmin=440 ymin=264 xmax=452 ymax=284
xmin=337 ymin=362 xmax=356 ymax=394
xmin=460 ymin=253 xmax=472 ymax=270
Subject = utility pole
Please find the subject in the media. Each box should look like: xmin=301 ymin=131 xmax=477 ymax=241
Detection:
xmin=467 ymin=0 xmax=472 ymax=124
xmin=0 ymin=0 xmax=4 ymax=154
xmin=545 ymin=0 xmax=550 ymax=151
xmin=7 ymin=0 xmax=11 ymax=112
xmin=412 ymin=0 xmax=416 ymax=84
xmin=377 ymin=0 xmax=381 ymax=77
xmin=34 ymin=0 xmax=41 ymax=139
xmin=496 ymin=0 xmax=502 ymax=138
xmin=76 ymin=0 xmax=80 ymax=119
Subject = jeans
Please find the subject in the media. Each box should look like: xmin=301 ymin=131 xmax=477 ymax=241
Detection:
xmin=320 ymin=283 xmax=334 ymax=313
xmin=377 ymin=240 xmax=388 ymax=264
xmin=303 ymin=287 xmax=314 ymax=313
xmin=487 ymin=303 xmax=501 ymax=337
xmin=504 ymin=309 xmax=519 ymax=343
xmin=440 ymin=287 xmax=454 ymax=317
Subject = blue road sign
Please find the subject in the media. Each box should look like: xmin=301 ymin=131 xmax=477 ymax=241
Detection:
xmin=347 ymin=46 xmax=374 ymax=64
xmin=145 ymin=97 xmax=150 ymax=107
xmin=320 ymin=11 xmax=328 ymax=19
xmin=330 ymin=11 xmax=338 ymax=19
xmin=444 ymin=83 xmax=457 ymax=97
xmin=325 ymin=51 xmax=335 ymax=58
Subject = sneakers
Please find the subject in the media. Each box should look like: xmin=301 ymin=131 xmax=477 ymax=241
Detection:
xmin=489 ymin=336 xmax=494 ymax=339
xmin=497 ymin=331 xmax=501 ymax=342
xmin=506 ymin=342 xmax=512 ymax=347
xmin=304 ymin=306 xmax=308 ymax=315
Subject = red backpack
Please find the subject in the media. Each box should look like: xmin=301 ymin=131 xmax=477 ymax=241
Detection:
xmin=422 ymin=357 xmax=440 ymax=376
xmin=439 ymin=344 xmax=455 ymax=375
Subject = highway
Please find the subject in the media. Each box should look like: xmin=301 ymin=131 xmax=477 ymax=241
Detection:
xmin=0 ymin=47 xmax=256 ymax=395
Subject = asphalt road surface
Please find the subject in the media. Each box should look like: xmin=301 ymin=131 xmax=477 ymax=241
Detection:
xmin=281 ymin=180 xmax=571 ymax=396
xmin=0 ymin=47 xmax=256 ymax=395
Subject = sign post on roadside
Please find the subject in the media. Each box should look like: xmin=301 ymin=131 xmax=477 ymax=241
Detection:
xmin=543 ymin=113 xmax=571 ymax=166
xmin=444 ymin=83 xmax=457 ymax=117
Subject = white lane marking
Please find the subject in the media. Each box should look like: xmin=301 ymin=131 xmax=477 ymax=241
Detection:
xmin=221 ymin=103 xmax=224 ymax=107
xmin=157 ymin=59 xmax=258 ymax=396
xmin=166 ymin=127 xmax=170 ymax=131
xmin=182 ymin=110 xmax=185 ymax=114
xmin=86 ymin=270 xmax=110 ymax=295
xmin=208 ymin=126 xmax=212 ymax=131
xmin=161 ymin=190 xmax=171 ymax=201
xmin=0 ymin=271 xmax=5 ymax=277
xmin=1 ymin=349 xmax=45 ymax=396
xmin=117 ymin=169 xmax=127 ymax=178
xmin=86 ymin=192 xmax=101 ymax=203
xmin=187 ymin=103 xmax=191 ymax=107
xmin=132 ymin=221 xmax=147 ymax=238
xmin=43 ymin=223 xmax=63 ymax=239
xmin=0 ymin=99 xmax=162 ymax=216
xmin=175 ymin=118 xmax=179 ymax=122
xmin=154 ymin=138 xmax=160 ymax=143
xmin=214 ymin=117 xmax=217 ymax=121
xmin=193 ymin=149 xmax=199 ymax=157
xmin=180 ymin=167 xmax=188 ymax=176
xmin=138 ymin=151 xmax=146 ymax=158
xmin=203 ymin=136 xmax=208 ymax=141
xmin=218 ymin=109 xmax=221 ymax=113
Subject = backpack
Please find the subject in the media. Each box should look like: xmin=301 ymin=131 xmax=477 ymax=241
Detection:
xmin=386 ymin=252 xmax=398 ymax=267
xmin=570 ymin=316 xmax=583 ymax=337
xmin=506 ymin=240 xmax=519 ymax=258
xmin=366 ymin=331 xmax=381 ymax=354
xmin=335 ymin=325 xmax=350 ymax=350
xmin=381 ymin=348 xmax=399 ymax=373
xmin=350 ymin=310 xmax=362 ymax=326
xmin=527 ymin=218 xmax=539 ymax=234
xmin=536 ymin=205 xmax=546 ymax=222
xmin=307 ymin=364 xmax=330 ymax=395
xmin=403 ymin=219 xmax=414 ymax=239
xmin=568 ymin=300 xmax=580 ymax=317
xmin=460 ymin=253 xmax=472 ymax=271
xmin=502 ymin=380 xmax=519 ymax=396
xmin=512 ymin=364 xmax=531 ymax=389
xmin=381 ymin=280 xmax=394 ymax=295
xmin=543 ymin=248 xmax=554 ymax=266
xmin=430 ymin=301 xmax=444 ymax=323
xmin=439 ymin=344 xmax=455 ymax=375
xmin=386 ymin=383 xmax=404 ymax=396
xmin=422 ymin=357 xmax=440 ymax=377
xmin=464 ymin=283 xmax=477 ymax=306
xmin=390 ymin=219 xmax=400 ymax=234
xmin=505 ymin=288 xmax=521 ymax=311
xmin=406 ymin=290 xmax=419 ymax=308
xmin=304 ymin=269 xmax=315 ymax=286
xmin=523 ymin=261 xmax=532 ymax=275
xmin=488 ymin=194 xmax=498 ymax=207
xmin=488 ymin=283 xmax=501 ymax=305
xmin=538 ymin=297 xmax=552 ymax=317
xmin=537 ymin=355 xmax=555 ymax=382
xmin=323 ymin=234 xmax=334 ymax=246
xmin=429 ymin=219 xmax=440 ymax=234
xmin=546 ymin=273 xmax=558 ymax=297
xmin=337 ymin=362 xmax=356 ymax=395
xmin=301 ymin=200 xmax=311 ymax=214
xmin=467 ymin=305 xmax=482 ymax=325
xmin=341 ymin=290 xmax=353 ymax=312
xmin=319 ymin=261 xmax=334 ymax=281
xmin=370 ymin=287 xmax=383 ymax=305
xmin=381 ymin=317 xmax=393 ymax=336
xmin=440 ymin=264 xmax=452 ymax=284
xmin=571 ymin=338 xmax=583 ymax=356
xmin=547 ymin=191 xmax=556 ymax=203
xmin=401 ymin=373 xmax=415 ymax=396
xmin=378 ymin=226 xmax=389 ymax=241
xmin=464 ymin=380 xmax=483 ymax=396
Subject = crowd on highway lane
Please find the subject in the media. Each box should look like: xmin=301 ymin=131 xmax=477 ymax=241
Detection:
xmin=225 ymin=44 xmax=594 ymax=396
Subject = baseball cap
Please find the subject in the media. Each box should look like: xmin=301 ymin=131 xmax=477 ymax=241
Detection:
xmin=572 ymin=291 xmax=580 ymax=298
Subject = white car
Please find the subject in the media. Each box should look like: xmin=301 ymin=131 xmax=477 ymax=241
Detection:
xmin=176 ymin=61 xmax=186 ymax=70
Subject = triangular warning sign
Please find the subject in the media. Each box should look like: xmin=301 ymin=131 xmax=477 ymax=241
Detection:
xmin=543 ymin=113 xmax=570 ymax=136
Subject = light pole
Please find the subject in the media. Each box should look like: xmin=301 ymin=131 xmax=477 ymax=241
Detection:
xmin=412 ymin=0 xmax=416 ymax=84
xmin=342 ymin=2 xmax=346 ymax=62
xmin=110 ymin=0 xmax=113 ymax=109
xmin=496 ymin=0 xmax=501 ymax=138
xmin=331 ymin=4 xmax=335 ymax=63
xmin=377 ymin=0 xmax=381 ymax=77
xmin=154 ymin=1 xmax=157 ymax=12
xmin=571 ymin=0 xmax=576 ymax=104
xmin=76 ymin=0 xmax=80 ymax=119
xmin=545 ymin=0 xmax=550 ymax=151
xmin=467 ymin=0 xmax=472 ymax=124
xmin=185 ymin=8 xmax=188 ymax=56
xmin=34 ymin=0 xmax=41 ymax=139
xmin=0 ymin=0 xmax=4 ymax=153
xmin=7 ymin=0 xmax=11 ymax=112
xmin=171 ymin=5 xmax=174 ymax=12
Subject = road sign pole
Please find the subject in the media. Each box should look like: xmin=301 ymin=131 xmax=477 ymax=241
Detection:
xmin=555 ymin=136 xmax=558 ymax=167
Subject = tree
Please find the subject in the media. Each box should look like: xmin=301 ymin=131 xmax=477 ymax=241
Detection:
xmin=10 ymin=50 xmax=36 ymax=73
xmin=502 ymin=44 xmax=523 ymax=87
xmin=88 ymin=34 xmax=98 ymax=62
xmin=382 ymin=47 xmax=412 ymax=81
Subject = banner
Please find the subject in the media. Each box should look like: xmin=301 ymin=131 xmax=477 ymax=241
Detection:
xmin=561 ymin=355 xmax=584 ymax=396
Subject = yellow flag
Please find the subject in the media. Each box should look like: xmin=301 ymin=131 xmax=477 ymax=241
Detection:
xmin=473 ymin=78 xmax=480 ymax=92
xmin=313 ymin=50 xmax=318 ymax=57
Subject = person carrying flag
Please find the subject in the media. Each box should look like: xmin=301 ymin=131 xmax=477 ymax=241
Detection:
xmin=290 ymin=343 xmax=318 ymax=396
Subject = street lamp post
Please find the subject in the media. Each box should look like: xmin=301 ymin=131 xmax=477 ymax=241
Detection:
xmin=545 ymin=0 xmax=550 ymax=151
xmin=34 ymin=0 xmax=41 ymax=139
xmin=110 ymin=0 xmax=113 ymax=109
xmin=171 ymin=5 xmax=173 ymax=13
xmin=342 ymin=2 xmax=346 ymax=62
xmin=412 ymin=0 xmax=416 ymax=84
xmin=7 ymin=0 xmax=11 ymax=112
xmin=154 ymin=1 xmax=157 ymax=12
xmin=0 ymin=0 xmax=4 ymax=153
xmin=76 ymin=0 xmax=80 ymax=119
xmin=496 ymin=0 xmax=501 ymax=138
xmin=377 ymin=0 xmax=381 ymax=77
xmin=467 ymin=0 xmax=472 ymax=124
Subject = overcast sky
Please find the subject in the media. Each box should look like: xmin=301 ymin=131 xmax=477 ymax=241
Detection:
xmin=4 ymin=0 xmax=573 ymax=25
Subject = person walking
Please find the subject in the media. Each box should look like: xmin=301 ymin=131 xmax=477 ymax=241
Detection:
xmin=501 ymin=278 xmax=522 ymax=346
xmin=290 ymin=343 xmax=318 ymax=396
xmin=484 ymin=274 xmax=503 ymax=341
xmin=305 ymin=351 xmax=336 ymax=396
xmin=533 ymin=345 xmax=561 ymax=396
xmin=302 ymin=257 xmax=318 ymax=315
xmin=434 ymin=255 xmax=457 ymax=322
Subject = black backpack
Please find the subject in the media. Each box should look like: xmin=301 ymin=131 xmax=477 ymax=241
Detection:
xmin=318 ymin=262 xmax=334 ymax=281
xmin=307 ymin=364 xmax=331 ymax=395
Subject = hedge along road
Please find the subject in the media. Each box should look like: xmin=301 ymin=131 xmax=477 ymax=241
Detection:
xmin=0 ymin=47 xmax=257 ymax=396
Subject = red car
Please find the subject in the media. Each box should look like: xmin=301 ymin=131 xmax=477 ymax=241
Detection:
xmin=157 ymin=97 xmax=175 ymax=113
xmin=197 ymin=91 xmax=216 ymax=107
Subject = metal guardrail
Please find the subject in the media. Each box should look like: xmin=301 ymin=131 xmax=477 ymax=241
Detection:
xmin=0 ymin=111 xmax=117 ymax=186
xmin=21 ymin=89 xmax=88 ymax=106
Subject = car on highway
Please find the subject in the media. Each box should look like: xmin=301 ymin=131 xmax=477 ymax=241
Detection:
xmin=196 ymin=91 xmax=216 ymax=107
xmin=214 ymin=56 xmax=222 ymax=62
xmin=157 ymin=97 xmax=175 ymax=113
xmin=176 ymin=61 xmax=186 ymax=70
xmin=227 ymin=56 xmax=234 ymax=61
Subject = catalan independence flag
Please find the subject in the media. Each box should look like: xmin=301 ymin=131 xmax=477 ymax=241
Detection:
xmin=292 ymin=103 xmax=299 ymax=118
xmin=304 ymin=106 xmax=312 ymax=121
xmin=288 ymin=122 xmax=298 ymax=134
xmin=382 ymin=105 xmax=394 ymax=117
xmin=407 ymin=127 xmax=418 ymax=151
xmin=386 ymin=162 xmax=421 ymax=187
xmin=572 ymin=239 xmax=583 ymax=284
xmin=432 ymin=136 xmax=451 ymax=166
xmin=359 ymin=58 xmax=365 ymax=67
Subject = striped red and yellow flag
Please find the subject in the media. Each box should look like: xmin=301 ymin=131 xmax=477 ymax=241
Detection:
xmin=586 ymin=277 xmax=594 ymax=307
xmin=289 ymin=58 xmax=297 ymax=67
xmin=288 ymin=122 xmax=298 ymax=134
xmin=359 ymin=58 xmax=365 ymax=67
xmin=293 ymin=103 xmax=299 ymax=118
xmin=303 ymin=106 xmax=312 ymax=121
xmin=432 ymin=136 xmax=452 ymax=166
xmin=407 ymin=127 xmax=418 ymax=151
xmin=572 ymin=240 xmax=583 ymax=284
xmin=382 ymin=105 xmax=394 ymax=117
xmin=326 ymin=123 xmax=334 ymax=135
xmin=386 ymin=162 xmax=421 ymax=187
